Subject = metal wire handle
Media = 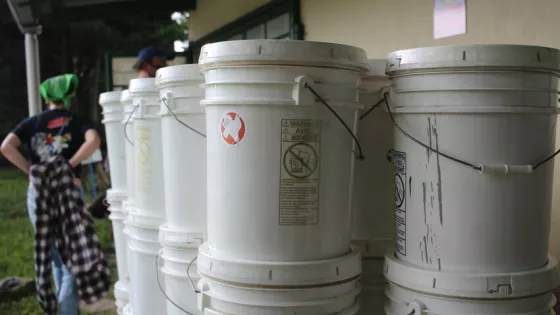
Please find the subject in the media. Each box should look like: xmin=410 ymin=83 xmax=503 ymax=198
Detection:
xmin=304 ymin=83 xmax=365 ymax=160
xmin=359 ymin=97 xmax=385 ymax=120
xmin=186 ymin=256 xmax=200 ymax=293
xmin=124 ymin=105 xmax=139 ymax=146
xmin=383 ymin=92 xmax=560 ymax=173
xmin=161 ymin=98 xmax=207 ymax=138
xmin=155 ymin=256 xmax=196 ymax=315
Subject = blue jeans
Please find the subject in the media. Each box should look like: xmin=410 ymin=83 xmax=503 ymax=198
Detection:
xmin=27 ymin=186 xmax=81 ymax=315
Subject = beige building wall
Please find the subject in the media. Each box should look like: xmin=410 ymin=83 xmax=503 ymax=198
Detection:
xmin=188 ymin=0 xmax=270 ymax=41
xmin=302 ymin=0 xmax=560 ymax=57
xmin=188 ymin=0 xmax=560 ymax=258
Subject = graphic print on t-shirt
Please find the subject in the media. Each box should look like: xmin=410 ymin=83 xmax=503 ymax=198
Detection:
xmin=30 ymin=116 xmax=73 ymax=162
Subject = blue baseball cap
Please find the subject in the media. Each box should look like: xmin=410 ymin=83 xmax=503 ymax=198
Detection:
xmin=132 ymin=47 xmax=176 ymax=70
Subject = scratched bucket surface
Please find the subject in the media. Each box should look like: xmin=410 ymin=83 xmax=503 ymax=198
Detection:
xmin=386 ymin=45 xmax=560 ymax=273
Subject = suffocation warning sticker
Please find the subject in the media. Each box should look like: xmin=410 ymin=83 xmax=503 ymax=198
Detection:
xmin=394 ymin=150 xmax=407 ymax=256
xmin=279 ymin=119 xmax=321 ymax=225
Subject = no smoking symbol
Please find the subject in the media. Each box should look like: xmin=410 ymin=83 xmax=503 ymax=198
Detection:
xmin=283 ymin=143 xmax=318 ymax=179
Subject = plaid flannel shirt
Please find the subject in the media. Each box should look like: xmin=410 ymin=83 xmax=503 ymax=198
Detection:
xmin=30 ymin=155 xmax=110 ymax=315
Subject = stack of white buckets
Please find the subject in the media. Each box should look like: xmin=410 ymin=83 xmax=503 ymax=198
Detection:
xmin=383 ymin=45 xmax=560 ymax=314
xmin=99 ymin=41 xmax=560 ymax=315
xmin=353 ymin=59 xmax=392 ymax=314
xmin=194 ymin=40 xmax=368 ymax=314
xmin=99 ymin=91 xmax=129 ymax=313
xmin=155 ymin=64 xmax=207 ymax=315
xmin=126 ymin=78 xmax=168 ymax=315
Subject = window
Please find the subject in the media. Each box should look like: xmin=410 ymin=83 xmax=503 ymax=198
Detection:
xmin=188 ymin=0 xmax=303 ymax=63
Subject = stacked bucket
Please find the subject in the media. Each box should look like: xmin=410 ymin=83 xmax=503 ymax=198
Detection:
xmin=125 ymin=78 xmax=167 ymax=315
xmin=383 ymin=45 xmax=560 ymax=314
xmin=99 ymin=41 xmax=560 ymax=315
xmin=352 ymin=59 xmax=392 ymax=314
xmin=195 ymin=40 xmax=366 ymax=314
xmin=120 ymin=89 xmax=134 ymax=315
xmin=99 ymin=91 xmax=129 ymax=314
xmin=155 ymin=64 xmax=207 ymax=315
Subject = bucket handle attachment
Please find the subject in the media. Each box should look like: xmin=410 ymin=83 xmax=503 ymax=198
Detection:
xmin=161 ymin=92 xmax=207 ymax=138
xmin=384 ymin=92 xmax=560 ymax=174
xmin=359 ymin=85 xmax=390 ymax=121
xmin=124 ymin=104 xmax=139 ymax=146
xmin=155 ymin=251 xmax=197 ymax=315
xmin=407 ymin=299 xmax=426 ymax=315
xmin=295 ymin=76 xmax=366 ymax=160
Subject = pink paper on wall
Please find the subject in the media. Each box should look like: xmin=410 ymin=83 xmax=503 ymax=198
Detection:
xmin=434 ymin=0 xmax=466 ymax=39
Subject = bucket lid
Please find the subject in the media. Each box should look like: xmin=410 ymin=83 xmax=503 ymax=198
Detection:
xmin=199 ymin=40 xmax=368 ymax=72
xmin=125 ymin=208 xmax=164 ymax=230
xmin=128 ymin=78 xmax=158 ymax=95
xmin=385 ymin=253 xmax=560 ymax=299
xmin=123 ymin=304 xmax=133 ymax=315
xmin=197 ymin=243 xmax=362 ymax=287
xmin=155 ymin=64 xmax=204 ymax=88
xmin=114 ymin=281 xmax=129 ymax=301
xmin=99 ymin=91 xmax=123 ymax=106
xmin=106 ymin=189 xmax=127 ymax=203
xmin=120 ymin=89 xmax=132 ymax=104
xmin=364 ymin=59 xmax=387 ymax=78
xmin=158 ymin=224 xmax=206 ymax=250
xmin=386 ymin=45 xmax=560 ymax=75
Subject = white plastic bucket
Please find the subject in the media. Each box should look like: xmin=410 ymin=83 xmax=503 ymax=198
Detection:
xmin=385 ymin=282 xmax=557 ymax=315
xmin=122 ymin=303 xmax=133 ymax=315
xmin=155 ymin=65 xmax=207 ymax=233
xmin=121 ymin=89 xmax=135 ymax=206
xmin=125 ymin=209 xmax=166 ymax=315
xmin=199 ymin=39 xmax=367 ymax=262
xmin=129 ymin=78 xmax=166 ymax=220
xmin=197 ymin=278 xmax=361 ymax=315
xmin=356 ymin=259 xmax=385 ymax=315
xmin=197 ymin=277 xmax=361 ymax=315
xmin=386 ymin=45 xmax=560 ymax=273
xmin=114 ymin=280 xmax=129 ymax=314
xmin=107 ymin=194 xmax=129 ymax=286
xmin=196 ymin=243 xmax=362 ymax=314
xmin=100 ymin=91 xmax=127 ymax=194
xmin=159 ymin=224 xmax=204 ymax=315
xmin=352 ymin=59 xmax=393 ymax=258
xmin=385 ymin=252 xmax=560 ymax=301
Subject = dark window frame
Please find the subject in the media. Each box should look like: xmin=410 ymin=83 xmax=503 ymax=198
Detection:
xmin=104 ymin=51 xmax=187 ymax=91
xmin=186 ymin=0 xmax=304 ymax=63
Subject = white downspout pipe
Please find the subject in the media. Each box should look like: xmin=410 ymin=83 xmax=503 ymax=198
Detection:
xmin=24 ymin=30 xmax=41 ymax=116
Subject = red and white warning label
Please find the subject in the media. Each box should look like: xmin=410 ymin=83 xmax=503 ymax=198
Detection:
xmin=221 ymin=112 xmax=246 ymax=146
xmin=279 ymin=119 xmax=321 ymax=225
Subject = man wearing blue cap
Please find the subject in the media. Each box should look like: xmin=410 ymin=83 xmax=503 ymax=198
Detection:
xmin=133 ymin=47 xmax=176 ymax=78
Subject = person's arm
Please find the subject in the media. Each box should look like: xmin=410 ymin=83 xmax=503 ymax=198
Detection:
xmin=68 ymin=129 xmax=101 ymax=168
xmin=1 ymin=133 xmax=31 ymax=174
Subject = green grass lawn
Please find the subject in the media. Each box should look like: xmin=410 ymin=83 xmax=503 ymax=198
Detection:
xmin=0 ymin=167 xmax=118 ymax=315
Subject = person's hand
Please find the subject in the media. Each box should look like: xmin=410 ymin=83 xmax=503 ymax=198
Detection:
xmin=68 ymin=158 xmax=78 ymax=168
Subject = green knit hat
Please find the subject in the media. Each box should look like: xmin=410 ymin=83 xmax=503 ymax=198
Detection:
xmin=40 ymin=74 xmax=79 ymax=108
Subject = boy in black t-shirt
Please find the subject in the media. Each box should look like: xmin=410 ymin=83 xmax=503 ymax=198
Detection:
xmin=0 ymin=74 xmax=100 ymax=315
